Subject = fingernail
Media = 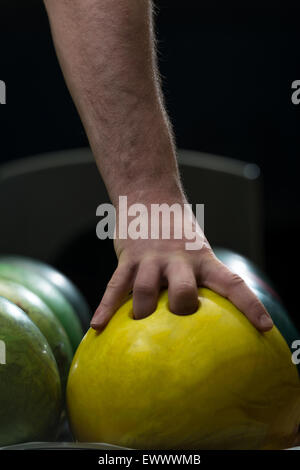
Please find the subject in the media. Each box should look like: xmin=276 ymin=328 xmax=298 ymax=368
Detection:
xmin=90 ymin=321 xmax=105 ymax=331
xmin=90 ymin=321 xmax=99 ymax=330
xmin=90 ymin=314 xmax=104 ymax=330
xmin=133 ymin=311 xmax=149 ymax=320
xmin=259 ymin=313 xmax=273 ymax=330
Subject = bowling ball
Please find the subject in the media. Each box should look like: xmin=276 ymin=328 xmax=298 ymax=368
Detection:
xmin=252 ymin=287 xmax=299 ymax=364
xmin=213 ymin=248 xmax=300 ymax=363
xmin=67 ymin=288 xmax=300 ymax=450
xmin=0 ymin=278 xmax=73 ymax=390
xmin=214 ymin=248 xmax=278 ymax=300
xmin=0 ymin=256 xmax=91 ymax=332
xmin=0 ymin=262 xmax=83 ymax=352
xmin=0 ymin=296 xmax=62 ymax=446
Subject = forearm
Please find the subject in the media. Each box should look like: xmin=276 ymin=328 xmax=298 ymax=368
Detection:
xmin=43 ymin=0 xmax=182 ymax=206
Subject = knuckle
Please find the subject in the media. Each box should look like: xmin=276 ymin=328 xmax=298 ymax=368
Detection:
xmin=201 ymin=244 xmax=213 ymax=257
xmin=134 ymin=282 xmax=156 ymax=297
xmin=196 ymin=245 xmax=214 ymax=267
xmin=117 ymin=262 xmax=136 ymax=277
xmin=175 ymin=280 xmax=196 ymax=298
xmin=107 ymin=277 xmax=121 ymax=291
xmin=227 ymin=273 xmax=246 ymax=291
xmin=99 ymin=299 xmax=113 ymax=311
xmin=248 ymin=296 xmax=266 ymax=316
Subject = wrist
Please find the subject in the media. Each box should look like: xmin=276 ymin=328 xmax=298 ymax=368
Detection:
xmin=113 ymin=177 xmax=186 ymax=210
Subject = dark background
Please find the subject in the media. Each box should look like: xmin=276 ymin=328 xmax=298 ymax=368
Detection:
xmin=0 ymin=1 xmax=299 ymax=324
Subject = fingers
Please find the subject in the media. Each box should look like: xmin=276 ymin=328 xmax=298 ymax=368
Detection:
xmin=202 ymin=256 xmax=273 ymax=332
xmin=92 ymin=249 xmax=274 ymax=333
xmin=133 ymin=260 xmax=161 ymax=319
xmin=91 ymin=264 xmax=134 ymax=330
xmin=166 ymin=261 xmax=199 ymax=315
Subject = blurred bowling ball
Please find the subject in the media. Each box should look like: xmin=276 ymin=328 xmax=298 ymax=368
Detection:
xmin=0 ymin=261 xmax=83 ymax=352
xmin=0 ymin=296 xmax=62 ymax=446
xmin=252 ymin=287 xmax=299 ymax=366
xmin=0 ymin=256 xmax=91 ymax=332
xmin=67 ymin=288 xmax=300 ymax=450
xmin=214 ymin=247 xmax=300 ymax=360
xmin=0 ymin=278 xmax=73 ymax=391
xmin=214 ymin=247 xmax=279 ymax=300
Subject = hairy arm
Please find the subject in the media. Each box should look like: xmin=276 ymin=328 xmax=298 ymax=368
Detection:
xmin=43 ymin=0 xmax=179 ymax=203
xmin=43 ymin=0 xmax=273 ymax=332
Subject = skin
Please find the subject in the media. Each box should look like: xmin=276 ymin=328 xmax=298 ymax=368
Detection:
xmin=43 ymin=0 xmax=273 ymax=332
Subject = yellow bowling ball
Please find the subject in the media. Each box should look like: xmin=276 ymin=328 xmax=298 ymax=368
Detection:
xmin=67 ymin=288 xmax=300 ymax=449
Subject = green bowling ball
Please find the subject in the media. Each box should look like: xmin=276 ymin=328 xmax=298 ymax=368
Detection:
xmin=214 ymin=247 xmax=278 ymax=299
xmin=0 ymin=256 xmax=91 ymax=332
xmin=214 ymin=247 xmax=300 ymax=373
xmin=253 ymin=287 xmax=299 ymax=358
xmin=0 ymin=278 xmax=73 ymax=391
xmin=0 ymin=262 xmax=83 ymax=352
xmin=0 ymin=296 xmax=62 ymax=446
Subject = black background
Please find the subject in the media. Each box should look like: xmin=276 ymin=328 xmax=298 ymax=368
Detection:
xmin=0 ymin=1 xmax=299 ymax=325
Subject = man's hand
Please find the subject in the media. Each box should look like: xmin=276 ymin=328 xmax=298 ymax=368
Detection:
xmin=91 ymin=193 xmax=273 ymax=332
